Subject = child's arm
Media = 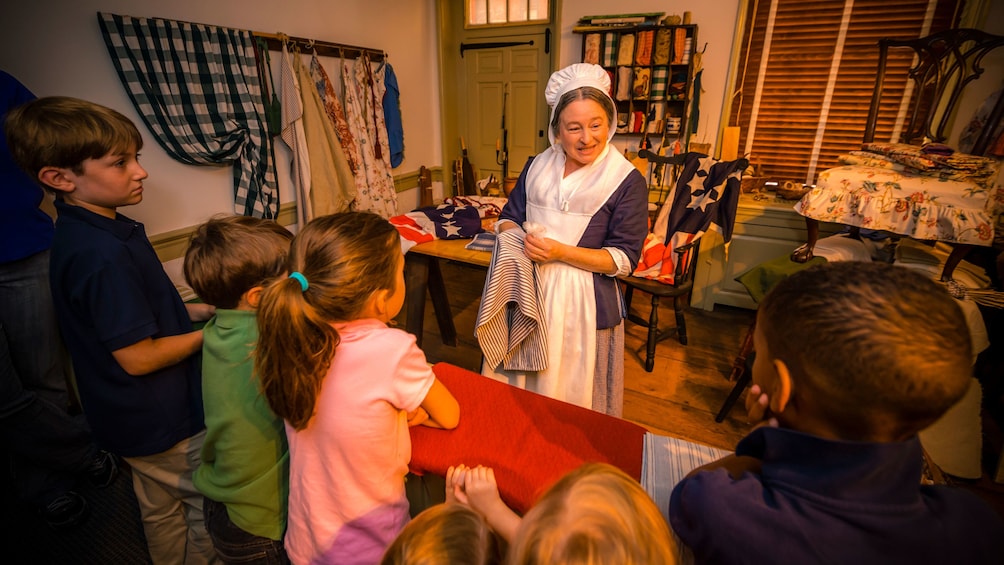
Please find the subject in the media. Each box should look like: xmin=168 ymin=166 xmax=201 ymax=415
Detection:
xmin=185 ymin=302 xmax=216 ymax=322
xmin=112 ymin=330 xmax=203 ymax=376
xmin=464 ymin=466 xmax=520 ymax=543
xmin=417 ymin=377 xmax=460 ymax=429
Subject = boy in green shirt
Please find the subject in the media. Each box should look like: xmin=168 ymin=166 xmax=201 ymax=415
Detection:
xmin=183 ymin=215 xmax=293 ymax=562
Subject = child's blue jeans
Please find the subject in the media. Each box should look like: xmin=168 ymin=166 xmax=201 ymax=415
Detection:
xmin=204 ymin=497 xmax=290 ymax=564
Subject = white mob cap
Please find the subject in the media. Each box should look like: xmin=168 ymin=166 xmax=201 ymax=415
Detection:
xmin=544 ymin=63 xmax=616 ymax=145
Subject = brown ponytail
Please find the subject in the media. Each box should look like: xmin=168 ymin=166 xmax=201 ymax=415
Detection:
xmin=255 ymin=212 xmax=401 ymax=430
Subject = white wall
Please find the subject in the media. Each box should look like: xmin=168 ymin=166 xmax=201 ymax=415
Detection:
xmin=556 ymin=1 xmax=744 ymax=155
xmin=1 ymin=0 xmax=442 ymax=236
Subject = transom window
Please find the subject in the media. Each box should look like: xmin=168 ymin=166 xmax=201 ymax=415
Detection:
xmin=467 ymin=0 xmax=550 ymax=26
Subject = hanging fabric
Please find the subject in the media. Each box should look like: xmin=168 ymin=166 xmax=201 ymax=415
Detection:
xmin=294 ymin=50 xmax=356 ymax=216
xmin=254 ymin=37 xmax=282 ymax=136
xmin=362 ymin=54 xmax=384 ymax=161
xmin=381 ymin=62 xmax=405 ymax=168
xmin=279 ymin=41 xmax=313 ymax=225
xmin=309 ymin=53 xmax=362 ymax=175
xmin=97 ymin=12 xmax=278 ymax=218
xmin=309 ymin=53 xmax=372 ymax=215
xmin=341 ymin=57 xmax=398 ymax=218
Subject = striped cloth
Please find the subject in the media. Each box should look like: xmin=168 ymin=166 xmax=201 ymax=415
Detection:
xmin=475 ymin=230 xmax=548 ymax=372
xmin=465 ymin=232 xmax=497 ymax=252
xmin=641 ymin=433 xmax=728 ymax=565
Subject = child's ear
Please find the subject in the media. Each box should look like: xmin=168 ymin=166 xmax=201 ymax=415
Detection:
xmin=370 ymin=288 xmax=390 ymax=316
xmin=243 ymin=286 xmax=264 ymax=309
xmin=769 ymin=359 xmax=793 ymax=414
xmin=37 ymin=167 xmax=75 ymax=194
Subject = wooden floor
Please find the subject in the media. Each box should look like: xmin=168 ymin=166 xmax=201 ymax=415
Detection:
xmin=397 ymin=260 xmax=755 ymax=451
xmin=396 ymin=258 xmax=1004 ymax=517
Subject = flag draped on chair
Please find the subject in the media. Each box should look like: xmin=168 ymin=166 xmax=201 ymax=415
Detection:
xmin=98 ymin=12 xmax=278 ymax=218
xmin=633 ymin=153 xmax=746 ymax=284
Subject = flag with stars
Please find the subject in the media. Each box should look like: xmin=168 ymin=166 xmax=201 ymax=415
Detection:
xmin=390 ymin=204 xmax=484 ymax=253
xmin=633 ymin=153 xmax=746 ymax=284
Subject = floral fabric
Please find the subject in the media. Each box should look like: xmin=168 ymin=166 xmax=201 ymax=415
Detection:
xmin=341 ymin=57 xmax=398 ymax=218
xmin=796 ymin=164 xmax=1004 ymax=246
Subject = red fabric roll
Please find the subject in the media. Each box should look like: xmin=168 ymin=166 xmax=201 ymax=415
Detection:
xmin=409 ymin=363 xmax=646 ymax=514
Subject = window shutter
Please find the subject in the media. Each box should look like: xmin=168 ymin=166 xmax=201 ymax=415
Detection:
xmin=729 ymin=0 xmax=960 ymax=184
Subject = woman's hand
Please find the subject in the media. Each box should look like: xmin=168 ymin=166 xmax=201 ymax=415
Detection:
xmin=523 ymin=233 xmax=563 ymax=264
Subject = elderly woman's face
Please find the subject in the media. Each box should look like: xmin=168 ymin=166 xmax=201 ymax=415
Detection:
xmin=557 ymin=98 xmax=609 ymax=169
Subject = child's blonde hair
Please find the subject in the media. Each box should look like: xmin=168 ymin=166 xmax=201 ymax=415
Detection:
xmin=381 ymin=503 xmax=506 ymax=565
xmin=508 ymin=462 xmax=676 ymax=565
xmin=758 ymin=261 xmax=972 ymax=440
xmin=5 ymin=96 xmax=143 ymax=190
xmin=255 ymin=211 xmax=401 ymax=430
xmin=183 ymin=215 xmax=293 ymax=309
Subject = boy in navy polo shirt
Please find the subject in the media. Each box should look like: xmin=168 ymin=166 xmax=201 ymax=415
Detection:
xmin=669 ymin=261 xmax=1004 ymax=564
xmin=6 ymin=96 xmax=218 ymax=563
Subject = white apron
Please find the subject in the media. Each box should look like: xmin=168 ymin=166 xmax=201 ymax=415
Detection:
xmin=484 ymin=144 xmax=634 ymax=409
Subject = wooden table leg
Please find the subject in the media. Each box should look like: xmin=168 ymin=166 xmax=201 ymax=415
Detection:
xmin=427 ymin=259 xmax=457 ymax=346
xmin=405 ymin=252 xmax=430 ymax=348
xmin=404 ymin=253 xmax=459 ymax=348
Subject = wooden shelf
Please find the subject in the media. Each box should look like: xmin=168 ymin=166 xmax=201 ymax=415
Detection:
xmin=575 ymin=24 xmax=697 ymax=147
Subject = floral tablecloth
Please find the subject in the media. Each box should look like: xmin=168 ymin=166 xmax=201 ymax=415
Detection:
xmin=795 ymin=164 xmax=1004 ymax=246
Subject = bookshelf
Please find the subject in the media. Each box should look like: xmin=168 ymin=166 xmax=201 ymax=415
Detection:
xmin=573 ymin=22 xmax=698 ymax=152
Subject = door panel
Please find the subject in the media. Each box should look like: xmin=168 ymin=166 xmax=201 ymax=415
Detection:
xmin=464 ymin=37 xmax=548 ymax=183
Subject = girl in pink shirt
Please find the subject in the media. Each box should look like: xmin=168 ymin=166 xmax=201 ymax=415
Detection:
xmin=256 ymin=212 xmax=460 ymax=565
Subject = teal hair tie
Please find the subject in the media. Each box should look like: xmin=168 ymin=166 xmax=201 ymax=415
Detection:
xmin=289 ymin=271 xmax=309 ymax=292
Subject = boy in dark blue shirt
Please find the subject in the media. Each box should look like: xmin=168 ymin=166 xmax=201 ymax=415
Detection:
xmin=670 ymin=261 xmax=1004 ymax=564
xmin=6 ymin=96 xmax=217 ymax=563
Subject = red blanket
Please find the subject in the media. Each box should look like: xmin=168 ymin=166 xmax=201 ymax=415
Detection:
xmin=409 ymin=363 xmax=646 ymax=514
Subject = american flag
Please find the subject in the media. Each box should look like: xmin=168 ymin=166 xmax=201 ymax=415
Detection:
xmin=390 ymin=204 xmax=484 ymax=253
xmin=633 ymin=153 xmax=747 ymax=284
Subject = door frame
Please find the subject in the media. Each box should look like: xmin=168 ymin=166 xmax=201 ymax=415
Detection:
xmin=436 ymin=0 xmax=560 ymax=195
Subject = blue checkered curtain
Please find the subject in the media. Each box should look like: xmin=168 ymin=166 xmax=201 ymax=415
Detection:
xmin=98 ymin=12 xmax=278 ymax=218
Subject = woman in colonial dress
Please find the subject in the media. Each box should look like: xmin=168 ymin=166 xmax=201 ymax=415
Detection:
xmin=483 ymin=63 xmax=648 ymax=416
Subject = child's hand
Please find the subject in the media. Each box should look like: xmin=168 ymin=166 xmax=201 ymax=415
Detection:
xmin=446 ymin=464 xmax=469 ymax=505
xmin=464 ymin=466 xmax=504 ymax=516
xmin=406 ymin=407 xmax=429 ymax=427
xmin=186 ymin=302 xmax=216 ymax=322
xmin=744 ymin=384 xmax=778 ymax=428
